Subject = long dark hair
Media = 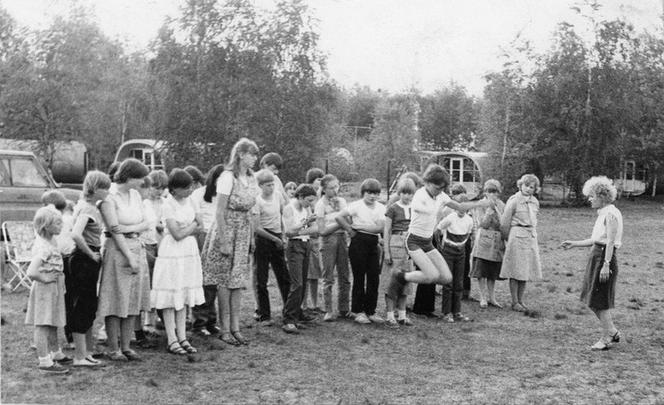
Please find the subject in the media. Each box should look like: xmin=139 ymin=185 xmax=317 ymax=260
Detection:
xmin=203 ymin=164 xmax=225 ymax=203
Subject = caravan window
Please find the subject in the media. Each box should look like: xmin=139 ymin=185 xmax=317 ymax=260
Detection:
xmin=625 ymin=161 xmax=635 ymax=180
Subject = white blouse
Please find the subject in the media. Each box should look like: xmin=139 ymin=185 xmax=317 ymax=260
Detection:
xmin=590 ymin=204 xmax=623 ymax=249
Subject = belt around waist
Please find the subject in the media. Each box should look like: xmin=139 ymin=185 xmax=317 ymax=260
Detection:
xmin=514 ymin=224 xmax=533 ymax=228
xmin=104 ymin=231 xmax=139 ymax=239
xmin=391 ymin=231 xmax=407 ymax=235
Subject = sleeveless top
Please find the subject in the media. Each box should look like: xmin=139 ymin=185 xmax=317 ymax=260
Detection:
xmin=108 ymin=188 xmax=144 ymax=225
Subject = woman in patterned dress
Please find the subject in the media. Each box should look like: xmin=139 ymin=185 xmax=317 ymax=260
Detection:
xmin=201 ymin=138 xmax=260 ymax=346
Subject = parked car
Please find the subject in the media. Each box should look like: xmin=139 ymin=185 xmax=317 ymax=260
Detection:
xmin=0 ymin=149 xmax=81 ymax=224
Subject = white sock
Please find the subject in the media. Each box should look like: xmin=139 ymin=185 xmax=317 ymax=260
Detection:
xmin=397 ymin=310 xmax=407 ymax=320
xmin=39 ymin=355 xmax=54 ymax=367
xmin=50 ymin=349 xmax=65 ymax=360
xmin=386 ymin=312 xmax=396 ymax=321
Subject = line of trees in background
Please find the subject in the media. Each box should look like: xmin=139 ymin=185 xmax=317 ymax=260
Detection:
xmin=1 ymin=0 xmax=663 ymax=198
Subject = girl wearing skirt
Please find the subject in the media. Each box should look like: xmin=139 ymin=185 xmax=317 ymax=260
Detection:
xmin=151 ymin=169 xmax=205 ymax=355
xmin=562 ymin=176 xmax=623 ymax=351
xmin=499 ymin=174 xmax=542 ymax=312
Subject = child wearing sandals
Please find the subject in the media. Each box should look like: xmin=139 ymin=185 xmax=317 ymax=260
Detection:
xmin=151 ymin=169 xmax=205 ymax=355
xmin=383 ymin=178 xmax=416 ymax=327
xmin=436 ymin=194 xmax=474 ymax=323
xmin=25 ymin=207 xmax=70 ymax=374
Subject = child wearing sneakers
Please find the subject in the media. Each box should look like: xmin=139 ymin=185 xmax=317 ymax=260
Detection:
xmin=25 ymin=207 xmax=70 ymax=374
xmin=336 ymin=178 xmax=386 ymax=325
xmin=437 ymin=194 xmax=474 ymax=323
xmin=384 ymin=178 xmax=416 ymax=327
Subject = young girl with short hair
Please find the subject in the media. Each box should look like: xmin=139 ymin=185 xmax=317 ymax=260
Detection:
xmin=315 ymin=174 xmax=351 ymax=322
xmin=68 ymin=170 xmax=111 ymax=367
xmin=500 ymin=174 xmax=542 ymax=312
xmin=384 ymin=178 xmax=416 ymax=327
xmin=25 ymin=207 xmax=69 ymax=374
xmin=151 ymin=169 xmax=205 ymax=355
xmin=437 ymin=194 xmax=475 ymax=323
xmin=336 ymin=178 xmax=386 ymax=324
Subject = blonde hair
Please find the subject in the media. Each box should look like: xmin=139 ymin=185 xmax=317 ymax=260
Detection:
xmin=227 ymin=137 xmax=259 ymax=178
xmin=255 ymin=169 xmax=275 ymax=185
xmin=33 ymin=206 xmax=62 ymax=239
xmin=483 ymin=179 xmax=502 ymax=194
xmin=517 ymin=174 xmax=541 ymax=194
xmin=582 ymin=176 xmax=617 ymax=204
xmin=83 ymin=170 xmax=111 ymax=199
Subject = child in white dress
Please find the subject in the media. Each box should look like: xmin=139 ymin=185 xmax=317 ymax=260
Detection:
xmin=151 ymin=169 xmax=205 ymax=355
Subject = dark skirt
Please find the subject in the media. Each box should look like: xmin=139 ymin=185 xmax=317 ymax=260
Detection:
xmin=67 ymin=247 xmax=102 ymax=333
xmin=470 ymin=257 xmax=503 ymax=280
xmin=580 ymin=244 xmax=618 ymax=311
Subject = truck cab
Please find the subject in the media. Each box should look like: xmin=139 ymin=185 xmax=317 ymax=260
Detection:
xmin=0 ymin=149 xmax=81 ymax=223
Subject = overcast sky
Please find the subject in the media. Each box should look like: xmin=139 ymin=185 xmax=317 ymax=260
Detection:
xmin=3 ymin=0 xmax=663 ymax=95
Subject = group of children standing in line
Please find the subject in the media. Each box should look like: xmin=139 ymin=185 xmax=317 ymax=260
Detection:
xmin=24 ymin=137 xmax=553 ymax=374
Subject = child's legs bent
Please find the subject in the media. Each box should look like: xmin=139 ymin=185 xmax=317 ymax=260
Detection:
xmin=428 ymin=249 xmax=452 ymax=285
xmin=405 ymin=249 xmax=438 ymax=284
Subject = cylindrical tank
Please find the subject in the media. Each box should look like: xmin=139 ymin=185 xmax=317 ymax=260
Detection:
xmin=0 ymin=139 xmax=88 ymax=184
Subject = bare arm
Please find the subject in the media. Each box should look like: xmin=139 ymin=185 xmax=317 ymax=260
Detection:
xmin=335 ymin=209 xmax=356 ymax=238
xmin=27 ymin=257 xmax=56 ymax=283
xmin=100 ymin=200 xmax=138 ymax=271
xmin=71 ymin=214 xmax=100 ymax=261
xmin=383 ymin=217 xmax=393 ymax=262
xmin=165 ymin=218 xmax=198 ymax=241
xmin=499 ymin=198 xmax=516 ymax=239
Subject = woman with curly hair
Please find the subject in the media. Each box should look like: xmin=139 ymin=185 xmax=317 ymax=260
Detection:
xmin=562 ymin=176 xmax=623 ymax=351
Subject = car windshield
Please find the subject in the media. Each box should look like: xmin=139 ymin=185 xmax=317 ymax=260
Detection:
xmin=10 ymin=157 xmax=48 ymax=187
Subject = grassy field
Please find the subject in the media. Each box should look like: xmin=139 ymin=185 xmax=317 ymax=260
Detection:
xmin=2 ymin=200 xmax=664 ymax=404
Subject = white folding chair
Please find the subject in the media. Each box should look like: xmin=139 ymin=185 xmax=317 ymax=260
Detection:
xmin=2 ymin=221 xmax=35 ymax=291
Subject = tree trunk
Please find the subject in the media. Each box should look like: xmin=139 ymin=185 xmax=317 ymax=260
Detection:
xmin=501 ymin=104 xmax=510 ymax=178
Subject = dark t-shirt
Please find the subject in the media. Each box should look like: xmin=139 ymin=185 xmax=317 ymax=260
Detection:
xmin=385 ymin=202 xmax=411 ymax=233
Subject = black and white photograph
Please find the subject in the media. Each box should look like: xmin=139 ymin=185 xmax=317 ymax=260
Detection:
xmin=1 ymin=0 xmax=663 ymax=403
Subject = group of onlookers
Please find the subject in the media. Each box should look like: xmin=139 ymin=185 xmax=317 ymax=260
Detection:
xmin=22 ymin=136 xmax=625 ymax=374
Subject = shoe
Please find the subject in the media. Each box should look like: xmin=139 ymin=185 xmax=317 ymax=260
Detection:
xmin=610 ymin=331 xmax=621 ymax=343
xmin=167 ymin=341 xmax=187 ymax=355
xmin=206 ymin=325 xmax=221 ymax=335
xmin=368 ymin=314 xmax=385 ymax=324
xmin=231 ymin=331 xmax=249 ymax=345
xmin=417 ymin=312 xmax=440 ymax=319
xmin=488 ymin=300 xmax=503 ymax=309
xmin=454 ymin=313 xmax=470 ymax=322
xmin=442 ymin=314 xmax=455 ymax=323
xmin=39 ymin=363 xmax=70 ymax=374
xmin=53 ymin=355 xmax=73 ymax=364
xmin=73 ymin=357 xmax=106 ymax=368
xmin=479 ymin=300 xmax=488 ymax=309
xmin=122 ymin=349 xmax=143 ymax=361
xmin=194 ymin=328 xmax=212 ymax=337
xmin=590 ymin=339 xmax=610 ymax=351
xmin=385 ymin=318 xmax=399 ymax=328
xmin=339 ymin=311 xmax=355 ymax=320
xmin=259 ymin=319 xmax=275 ymax=327
xmin=282 ymin=323 xmax=300 ymax=334
xmin=219 ymin=333 xmax=240 ymax=346
xmin=398 ymin=317 xmax=413 ymax=326
xmin=88 ymin=352 xmax=105 ymax=360
xmin=354 ymin=313 xmax=371 ymax=324
xmin=294 ymin=323 xmax=309 ymax=330
xmin=179 ymin=340 xmax=198 ymax=353
xmin=106 ymin=350 xmax=128 ymax=362
xmin=518 ymin=302 xmax=529 ymax=312
xmin=299 ymin=313 xmax=317 ymax=323
xmin=511 ymin=303 xmax=526 ymax=312
xmin=323 ymin=312 xmax=336 ymax=322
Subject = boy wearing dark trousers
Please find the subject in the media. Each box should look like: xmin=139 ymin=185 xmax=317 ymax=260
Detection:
xmin=252 ymin=170 xmax=290 ymax=326
xmin=336 ymin=179 xmax=386 ymax=325
xmin=282 ymin=184 xmax=319 ymax=334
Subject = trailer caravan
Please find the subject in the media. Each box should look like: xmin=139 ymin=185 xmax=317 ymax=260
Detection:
xmin=113 ymin=139 xmax=166 ymax=171
xmin=615 ymin=159 xmax=648 ymax=197
xmin=418 ymin=151 xmax=489 ymax=199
